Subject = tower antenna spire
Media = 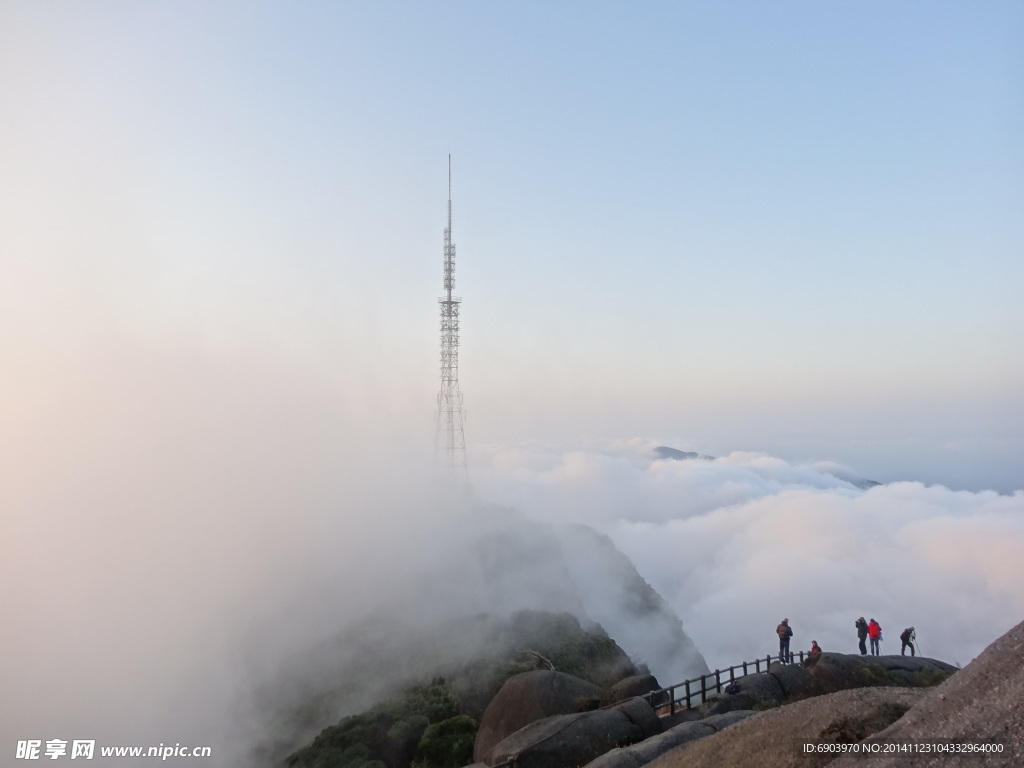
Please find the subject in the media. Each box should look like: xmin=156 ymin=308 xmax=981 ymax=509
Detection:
xmin=436 ymin=155 xmax=467 ymax=481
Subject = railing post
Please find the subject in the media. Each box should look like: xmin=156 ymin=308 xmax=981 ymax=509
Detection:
xmin=742 ymin=661 xmax=748 ymax=676
xmin=684 ymin=679 xmax=691 ymax=710
xmin=670 ymin=685 xmax=675 ymax=716
xmin=700 ymin=674 xmax=707 ymax=704
xmin=729 ymin=665 xmax=735 ymax=684
xmin=767 ymin=654 xmax=772 ymax=669
xmin=714 ymin=669 xmax=721 ymax=693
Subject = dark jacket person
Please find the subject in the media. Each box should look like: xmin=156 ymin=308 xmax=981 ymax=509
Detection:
xmin=777 ymin=619 xmax=794 ymax=663
xmin=855 ymin=617 xmax=869 ymax=655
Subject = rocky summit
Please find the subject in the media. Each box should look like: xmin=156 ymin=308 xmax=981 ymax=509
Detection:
xmin=460 ymin=618 xmax=1024 ymax=768
xmin=633 ymin=619 xmax=1024 ymax=768
xmin=275 ymin=614 xmax=1024 ymax=768
xmin=463 ymin=652 xmax=956 ymax=768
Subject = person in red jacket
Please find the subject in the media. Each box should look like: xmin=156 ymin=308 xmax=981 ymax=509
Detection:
xmin=868 ymin=618 xmax=882 ymax=655
xmin=810 ymin=640 xmax=822 ymax=655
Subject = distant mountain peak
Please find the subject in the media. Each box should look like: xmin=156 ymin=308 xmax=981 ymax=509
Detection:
xmin=654 ymin=446 xmax=882 ymax=489
xmin=653 ymin=446 xmax=715 ymax=462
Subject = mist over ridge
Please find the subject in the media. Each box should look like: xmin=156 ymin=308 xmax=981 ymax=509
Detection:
xmin=232 ymin=502 xmax=706 ymax=766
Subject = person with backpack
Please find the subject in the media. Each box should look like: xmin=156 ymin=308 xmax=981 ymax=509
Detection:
xmin=777 ymin=618 xmax=793 ymax=663
xmin=868 ymin=618 xmax=882 ymax=655
xmin=900 ymin=626 xmax=916 ymax=656
xmin=855 ymin=617 xmax=869 ymax=655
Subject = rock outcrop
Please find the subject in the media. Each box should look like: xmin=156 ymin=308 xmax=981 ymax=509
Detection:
xmin=473 ymin=670 xmax=604 ymax=762
xmin=644 ymin=687 xmax=926 ymax=768
xmin=583 ymin=711 xmax=756 ymax=768
xmin=483 ymin=698 xmax=662 ymax=768
xmin=799 ymin=654 xmax=955 ymax=699
xmin=463 ymin=648 xmax=966 ymax=768
xmin=827 ymin=618 xmax=1024 ymax=766
xmin=601 ymin=674 xmax=663 ymax=706
xmin=633 ymin=618 xmax=1024 ymax=768
xmin=700 ymin=654 xmax=956 ymax=716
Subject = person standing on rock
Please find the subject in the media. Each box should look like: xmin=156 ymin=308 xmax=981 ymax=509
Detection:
xmin=855 ymin=617 xmax=869 ymax=655
xmin=868 ymin=618 xmax=882 ymax=655
xmin=777 ymin=618 xmax=793 ymax=663
xmin=810 ymin=640 xmax=822 ymax=655
xmin=900 ymin=626 xmax=916 ymax=656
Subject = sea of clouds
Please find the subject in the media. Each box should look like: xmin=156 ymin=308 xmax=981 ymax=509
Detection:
xmin=473 ymin=439 xmax=1024 ymax=673
xmin=4 ymin=396 xmax=1022 ymax=766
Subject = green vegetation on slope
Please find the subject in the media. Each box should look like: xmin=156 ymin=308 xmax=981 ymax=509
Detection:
xmin=286 ymin=678 xmax=463 ymax=768
xmin=285 ymin=611 xmax=637 ymax=768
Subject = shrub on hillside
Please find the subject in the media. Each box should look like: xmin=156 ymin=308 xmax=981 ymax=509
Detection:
xmin=411 ymin=715 xmax=478 ymax=768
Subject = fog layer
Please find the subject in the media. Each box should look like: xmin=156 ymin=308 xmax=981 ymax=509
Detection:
xmin=475 ymin=441 xmax=1024 ymax=669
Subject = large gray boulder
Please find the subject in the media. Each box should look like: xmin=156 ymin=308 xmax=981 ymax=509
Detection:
xmin=611 ymin=697 xmax=663 ymax=741
xmin=867 ymin=656 xmax=956 ymax=674
xmin=827 ymin=620 xmax=1024 ymax=766
xmin=473 ymin=670 xmax=604 ymax=762
xmin=799 ymin=653 xmax=955 ymax=699
xmin=862 ymin=655 xmax=957 ymax=687
xmin=483 ymin=698 xmax=660 ymax=768
xmin=769 ymin=660 xmax=810 ymax=698
xmin=644 ymin=686 xmax=925 ymax=768
xmin=582 ymin=711 xmax=755 ymax=768
xmin=700 ymin=670 xmax=786 ymax=716
xmin=602 ymin=674 xmax=663 ymax=706
xmin=699 ymin=653 xmax=953 ymax=717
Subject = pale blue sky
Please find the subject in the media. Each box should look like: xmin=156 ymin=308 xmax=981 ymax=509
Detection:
xmin=2 ymin=2 xmax=1022 ymax=491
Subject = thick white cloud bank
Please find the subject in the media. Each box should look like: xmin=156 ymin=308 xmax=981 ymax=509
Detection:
xmin=474 ymin=440 xmax=1024 ymax=674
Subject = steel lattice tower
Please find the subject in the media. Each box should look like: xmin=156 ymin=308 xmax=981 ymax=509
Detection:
xmin=435 ymin=155 xmax=467 ymax=479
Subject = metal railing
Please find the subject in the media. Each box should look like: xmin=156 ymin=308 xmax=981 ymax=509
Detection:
xmin=641 ymin=652 xmax=808 ymax=715
xmin=491 ymin=653 xmax=811 ymax=768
